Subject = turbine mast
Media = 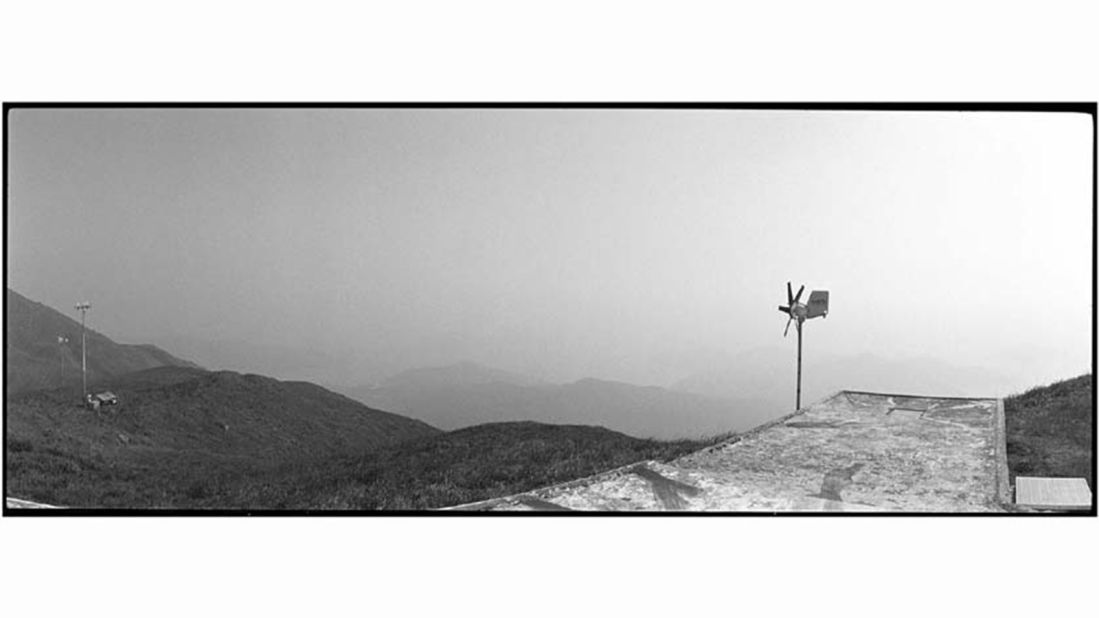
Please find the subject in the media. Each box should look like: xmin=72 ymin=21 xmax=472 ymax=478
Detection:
xmin=777 ymin=283 xmax=828 ymax=411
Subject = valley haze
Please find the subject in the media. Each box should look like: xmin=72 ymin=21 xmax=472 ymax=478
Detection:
xmin=6 ymin=107 xmax=1092 ymax=441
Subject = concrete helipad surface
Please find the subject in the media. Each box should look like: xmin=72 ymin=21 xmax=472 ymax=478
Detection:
xmin=5 ymin=497 xmax=59 ymax=509
xmin=448 ymin=391 xmax=1009 ymax=513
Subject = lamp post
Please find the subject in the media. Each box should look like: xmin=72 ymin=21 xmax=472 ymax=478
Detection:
xmin=75 ymin=302 xmax=91 ymax=402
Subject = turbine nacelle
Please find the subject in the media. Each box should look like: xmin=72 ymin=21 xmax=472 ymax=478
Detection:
xmin=777 ymin=282 xmax=828 ymax=337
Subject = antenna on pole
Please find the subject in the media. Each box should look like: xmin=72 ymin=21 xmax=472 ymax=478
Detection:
xmin=75 ymin=302 xmax=91 ymax=404
xmin=778 ymin=283 xmax=828 ymax=411
xmin=58 ymin=335 xmax=69 ymax=388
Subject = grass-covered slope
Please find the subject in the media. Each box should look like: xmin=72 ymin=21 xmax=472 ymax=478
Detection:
xmin=206 ymin=421 xmax=720 ymax=510
xmin=6 ymin=366 xmax=440 ymax=507
xmin=1004 ymin=374 xmax=1093 ymax=490
xmin=5 ymin=288 xmax=200 ymax=394
xmin=7 ymin=363 xmax=713 ymax=510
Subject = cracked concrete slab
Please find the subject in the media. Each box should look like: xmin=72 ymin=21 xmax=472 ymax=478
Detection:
xmin=446 ymin=390 xmax=1008 ymax=513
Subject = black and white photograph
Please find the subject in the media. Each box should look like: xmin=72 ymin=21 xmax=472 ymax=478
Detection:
xmin=4 ymin=105 xmax=1093 ymax=514
xmin=2 ymin=4 xmax=1098 ymax=616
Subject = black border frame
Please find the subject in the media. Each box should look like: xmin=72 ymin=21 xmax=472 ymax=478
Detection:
xmin=3 ymin=102 xmax=1095 ymax=517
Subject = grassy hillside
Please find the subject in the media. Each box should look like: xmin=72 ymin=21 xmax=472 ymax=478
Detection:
xmin=8 ymin=363 xmax=714 ymax=510
xmin=209 ymin=422 xmax=720 ymax=510
xmin=1004 ymin=374 xmax=1093 ymax=490
xmin=5 ymin=288 xmax=199 ymax=394
xmin=7 ymin=371 xmax=717 ymax=509
xmin=6 ymin=366 xmax=440 ymax=507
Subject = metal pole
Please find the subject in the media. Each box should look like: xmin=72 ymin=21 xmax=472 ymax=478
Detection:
xmin=81 ymin=311 xmax=87 ymax=400
xmin=796 ymin=320 xmax=803 ymax=410
xmin=76 ymin=302 xmax=90 ymax=402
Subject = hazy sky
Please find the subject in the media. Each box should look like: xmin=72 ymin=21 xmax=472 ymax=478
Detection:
xmin=6 ymin=108 xmax=1093 ymax=388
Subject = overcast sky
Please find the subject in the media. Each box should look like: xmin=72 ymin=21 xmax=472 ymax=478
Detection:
xmin=6 ymin=108 xmax=1092 ymax=388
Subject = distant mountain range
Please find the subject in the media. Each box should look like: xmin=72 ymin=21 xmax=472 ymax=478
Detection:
xmin=343 ymin=361 xmax=776 ymax=440
xmin=6 ymin=290 xmax=1079 ymax=510
xmin=344 ymin=348 xmax=1023 ymax=441
xmin=672 ymin=346 xmax=1020 ymax=405
xmin=5 ymin=288 xmax=200 ymax=395
xmin=380 ymin=360 xmax=546 ymax=389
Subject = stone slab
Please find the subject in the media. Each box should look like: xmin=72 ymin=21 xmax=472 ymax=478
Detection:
xmin=447 ymin=390 xmax=1008 ymax=513
xmin=1015 ymin=477 xmax=1092 ymax=510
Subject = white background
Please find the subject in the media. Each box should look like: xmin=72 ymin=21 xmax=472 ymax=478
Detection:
xmin=2 ymin=2 xmax=1096 ymax=616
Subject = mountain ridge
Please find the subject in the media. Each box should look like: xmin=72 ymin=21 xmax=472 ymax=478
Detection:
xmin=5 ymin=288 xmax=200 ymax=395
xmin=672 ymin=346 xmax=1020 ymax=404
xmin=345 ymin=361 xmax=775 ymax=439
xmin=379 ymin=360 xmax=547 ymax=389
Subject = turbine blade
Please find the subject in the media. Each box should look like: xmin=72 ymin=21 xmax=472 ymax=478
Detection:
xmin=778 ymin=305 xmax=790 ymax=314
xmin=787 ymin=282 xmax=793 ymax=305
xmin=784 ymin=316 xmax=792 ymax=337
xmin=793 ymin=285 xmax=805 ymax=304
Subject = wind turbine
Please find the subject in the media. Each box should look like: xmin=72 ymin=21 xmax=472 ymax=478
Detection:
xmin=778 ymin=282 xmax=829 ymax=410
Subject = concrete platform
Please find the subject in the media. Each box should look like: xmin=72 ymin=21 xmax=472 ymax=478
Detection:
xmin=448 ymin=390 xmax=1009 ymax=513
xmin=5 ymin=497 xmax=60 ymax=509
